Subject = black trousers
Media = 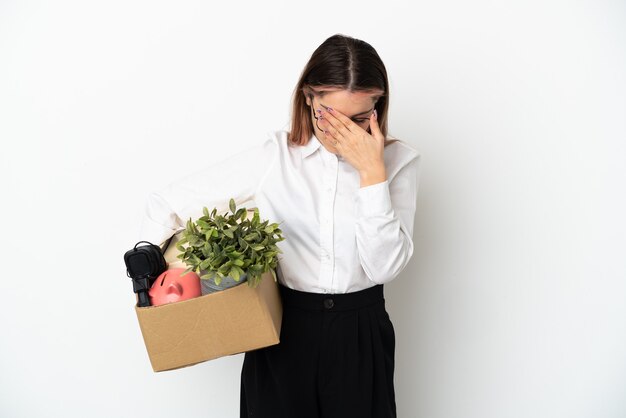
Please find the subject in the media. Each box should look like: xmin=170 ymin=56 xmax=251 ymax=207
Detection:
xmin=240 ymin=282 xmax=397 ymax=418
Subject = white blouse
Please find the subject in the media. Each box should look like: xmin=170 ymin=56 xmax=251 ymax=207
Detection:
xmin=138 ymin=129 xmax=421 ymax=294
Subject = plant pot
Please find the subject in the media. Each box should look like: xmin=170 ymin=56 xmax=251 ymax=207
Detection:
xmin=200 ymin=271 xmax=248 ymax=295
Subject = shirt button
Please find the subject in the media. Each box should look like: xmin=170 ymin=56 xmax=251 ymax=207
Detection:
xmin=324 ymin=298 xmax=334 ymax=309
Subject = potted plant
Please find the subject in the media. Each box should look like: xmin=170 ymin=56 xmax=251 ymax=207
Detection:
xmin=175 ymin=198 xmax=285 ymax=295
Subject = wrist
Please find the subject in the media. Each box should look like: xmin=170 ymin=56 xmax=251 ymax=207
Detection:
xmin=359 ymin=166 xmax=387 ymax=187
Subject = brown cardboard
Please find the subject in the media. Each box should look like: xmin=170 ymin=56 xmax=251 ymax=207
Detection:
xmin=135 ymin=270 xmax=282 ymax=372
xmin=134 ymin=219 xmax=283 ymax=372
xmin=160 ymin=229 xmax=191 ymax=270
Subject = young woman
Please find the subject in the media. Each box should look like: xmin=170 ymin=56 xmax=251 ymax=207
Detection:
xmin=139 ymin=34 xmax=421 ymax=418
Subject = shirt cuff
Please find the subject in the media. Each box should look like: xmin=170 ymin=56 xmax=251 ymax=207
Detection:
xmin=355 ymin=180 xmax=393 ymax=217
xmin=138 ymin=216 xmax=180 ymax=249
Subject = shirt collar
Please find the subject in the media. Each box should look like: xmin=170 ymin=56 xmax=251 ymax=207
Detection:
xmin=300 ymin=133 xmax=322 ymax=160
xmin=299 ymin=132 xmax=345 ymax=162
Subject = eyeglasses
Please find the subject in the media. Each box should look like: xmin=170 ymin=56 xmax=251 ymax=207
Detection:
xmin=311 ymin=96 xmax=374 ymax=134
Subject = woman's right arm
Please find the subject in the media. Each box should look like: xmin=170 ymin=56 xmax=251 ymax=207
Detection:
xmin=138 ymin=135 xmax=279 ymax=247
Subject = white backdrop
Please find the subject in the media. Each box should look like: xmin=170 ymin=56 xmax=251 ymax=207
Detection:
xmin=1 ymin=1 xmax=625 ymax=417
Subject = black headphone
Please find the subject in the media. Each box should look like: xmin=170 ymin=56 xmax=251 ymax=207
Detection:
xmin=123 ymin=240 xmax=169 ymax=307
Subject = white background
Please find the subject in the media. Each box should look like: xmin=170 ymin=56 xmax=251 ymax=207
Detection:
xmin=1 ymin=1 xmax=625 ymax=417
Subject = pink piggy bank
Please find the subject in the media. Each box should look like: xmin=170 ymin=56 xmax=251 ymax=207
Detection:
xmin=149 ymin=268 xmax=202 ymax=306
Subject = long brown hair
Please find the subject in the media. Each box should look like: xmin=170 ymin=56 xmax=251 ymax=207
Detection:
xmin=288 ymin=34 xmax=398 ymax=147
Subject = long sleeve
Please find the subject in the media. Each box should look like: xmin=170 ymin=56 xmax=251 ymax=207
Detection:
xmin=138 ymin=136 xmax=279 ymax=247
xmin=354 ymin=152 xmax=421 ymax=285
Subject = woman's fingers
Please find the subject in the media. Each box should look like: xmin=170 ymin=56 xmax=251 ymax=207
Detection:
xmin=319 ymin=109 xmax=351 ymax=137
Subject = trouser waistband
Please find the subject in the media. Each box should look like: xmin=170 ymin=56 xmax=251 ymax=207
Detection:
xmin=278 ymin=283 xmax=384 ymax=312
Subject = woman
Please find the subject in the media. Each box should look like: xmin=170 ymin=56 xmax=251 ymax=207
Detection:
xmin=139 ymin=34 xmax=421 ymax=418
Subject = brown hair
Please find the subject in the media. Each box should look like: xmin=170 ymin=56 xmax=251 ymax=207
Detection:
xmin=288 ymin=34 xmax=399 ymax=148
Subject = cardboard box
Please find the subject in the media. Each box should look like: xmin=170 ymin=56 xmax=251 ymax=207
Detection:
xmin=134 ymin=228 xmax=283 ymax=372
xmin=135 ymin=270 xmax=282 ymax=372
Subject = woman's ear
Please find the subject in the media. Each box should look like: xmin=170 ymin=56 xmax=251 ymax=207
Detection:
xmin=301 ymin=88 xmax=312 ymax=107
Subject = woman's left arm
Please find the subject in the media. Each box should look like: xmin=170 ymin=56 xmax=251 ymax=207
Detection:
xmin=354 ymin=152 xmax=421 ymax=285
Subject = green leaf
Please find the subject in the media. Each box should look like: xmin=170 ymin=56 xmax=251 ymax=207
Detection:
xmin=172 ymin=194 xmax=284 ymax=287
xmin=197 ymin=219 xmax=211 ymax=229
xmin=244 ymin=232 xmax=259 ymax=241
